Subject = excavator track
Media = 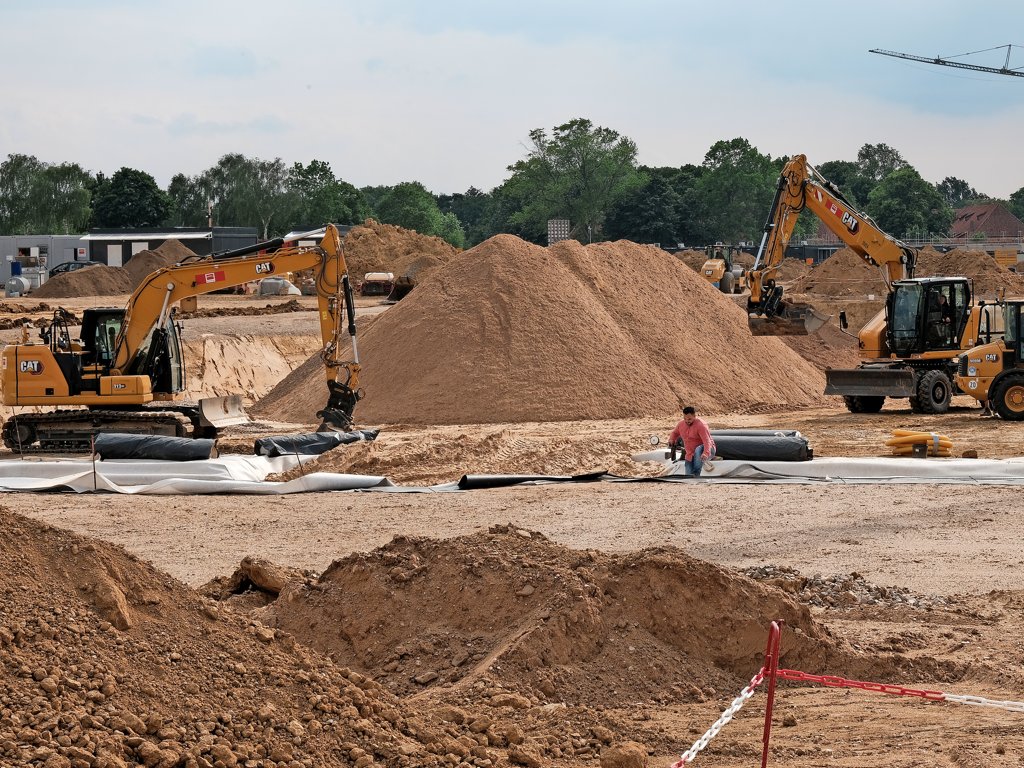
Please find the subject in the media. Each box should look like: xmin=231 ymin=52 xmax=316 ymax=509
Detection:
xmin=2 ymin=409 xmax=196 ymax=454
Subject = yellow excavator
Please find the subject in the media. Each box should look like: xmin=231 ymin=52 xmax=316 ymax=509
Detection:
xmin=2 ymin=224 xmax=362 ymax=451
xmin=747 ymin=154 xmax=996 ymax=414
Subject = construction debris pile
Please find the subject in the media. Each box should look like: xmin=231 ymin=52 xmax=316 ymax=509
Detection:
xmin=254 ymin=235 xmax=829 ymax=426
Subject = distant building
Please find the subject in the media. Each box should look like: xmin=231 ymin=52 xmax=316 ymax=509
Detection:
xmin=81 ymin=227 xmax=257 ymax=267
xmin=0 ymin=234 xmax=87 ymax=284
xmin=951 ymin=203 xmax=1024 ymax=241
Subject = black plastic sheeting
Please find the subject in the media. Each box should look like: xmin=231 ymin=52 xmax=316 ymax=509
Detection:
xmin=94 ymin=433 xmax=218 ymax=461
xmin=254 ymin=429 xmax=379 ymax=457
xmin=456 ymin=471 xmax=606 ymax=490
xmin=710 ymin=435 xmax=811 ymax=462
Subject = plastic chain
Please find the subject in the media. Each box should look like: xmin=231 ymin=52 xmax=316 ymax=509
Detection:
xmin=671 ymin=668 xmax=766 ymax=767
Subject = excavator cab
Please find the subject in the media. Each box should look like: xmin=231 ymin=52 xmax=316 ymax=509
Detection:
xmin=886 ymin=279 xmax=970 ymax=356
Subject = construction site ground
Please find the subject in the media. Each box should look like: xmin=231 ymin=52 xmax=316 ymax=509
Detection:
xmin=5 ymin=288 xmax=1024 ymax=767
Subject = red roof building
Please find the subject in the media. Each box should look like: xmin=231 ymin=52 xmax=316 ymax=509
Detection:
xmin=951 ymin=203 xmax=1024 ymax=240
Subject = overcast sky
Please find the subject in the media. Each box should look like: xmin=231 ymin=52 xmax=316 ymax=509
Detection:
xmin=3 ymin=0 xmax=1023 ymax=198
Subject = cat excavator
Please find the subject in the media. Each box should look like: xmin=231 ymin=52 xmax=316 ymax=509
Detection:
xmin=747 ymin=154 xmax=995 ymax=414
xmin=2 ymin=224 xmax=362 ymax=451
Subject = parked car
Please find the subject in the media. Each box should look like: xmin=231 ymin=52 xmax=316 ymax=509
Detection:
xmin=49 ymin=260 xmax=101 ymax=278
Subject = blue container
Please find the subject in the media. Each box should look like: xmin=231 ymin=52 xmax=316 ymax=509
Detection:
xmin=10 ymin=261 xmax=22 ymax=277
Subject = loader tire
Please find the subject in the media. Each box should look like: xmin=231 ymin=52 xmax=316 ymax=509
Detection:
xmin=990 ymin=371 xmax=1024 ymax=421
xmin=843 ymin=395 xmax=885 ymax=414
xmin=720 ymin=272 xmax=735 ymax=294
xmin=910 ymin=370 xmax=952 ymax=414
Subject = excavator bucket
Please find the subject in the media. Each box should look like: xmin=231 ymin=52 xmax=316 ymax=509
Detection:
xmin=197 ymin=395 xmax=249 ymax=429
xmin=748 ymin=302 xmax=829 ymax=336
xmin=316 ymin=380 xmax=360 ymax=432
xmin=824 ymin=368 xmax=917 ymax=398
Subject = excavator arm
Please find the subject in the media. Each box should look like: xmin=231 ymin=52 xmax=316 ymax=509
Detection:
xmin=112 ymin=223 xmax=362 ymax=430
xmin=746 ymin=154 xmax=917 ymax=335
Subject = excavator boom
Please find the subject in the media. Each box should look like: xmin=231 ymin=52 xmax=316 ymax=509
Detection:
xmin=746 ymin=154 xmax=914 ymax=335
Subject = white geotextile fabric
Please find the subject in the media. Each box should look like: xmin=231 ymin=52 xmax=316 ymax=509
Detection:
xmin=630 ymin=450 xmax=1024 ymax=485
xmin=0 ymin=455 xmax=396 ymax=494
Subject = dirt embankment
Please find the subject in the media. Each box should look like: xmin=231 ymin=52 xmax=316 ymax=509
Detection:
xmin=254 ymin=236 xmax=829 ymax=426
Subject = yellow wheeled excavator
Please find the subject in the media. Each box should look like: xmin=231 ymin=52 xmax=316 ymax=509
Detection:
xmin=2 ymin=224 xmax=362 ymax=451
xmin=746 ymin=154 xmax=997 ymax=414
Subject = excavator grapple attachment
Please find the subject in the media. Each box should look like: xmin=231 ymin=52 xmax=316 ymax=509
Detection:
xmin=748 ymin=302 xmax=829 ymax=336
xmin=316 ymin=380 xmax=361 ymax=432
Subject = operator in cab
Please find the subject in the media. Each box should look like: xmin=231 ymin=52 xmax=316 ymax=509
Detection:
xmin=669 ymin=406 xmax=716 ymax=477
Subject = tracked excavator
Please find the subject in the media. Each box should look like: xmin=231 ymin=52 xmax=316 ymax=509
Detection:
xmin=2 ymin=224 xmax=362 ymax=451
xmin=746 ymin=154 xmax=997 ymax=414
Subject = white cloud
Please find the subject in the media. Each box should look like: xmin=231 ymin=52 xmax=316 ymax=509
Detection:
xmin=2 ymin=0 xmax=1023 ymax=197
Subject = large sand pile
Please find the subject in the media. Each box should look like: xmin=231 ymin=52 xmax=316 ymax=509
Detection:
xmin=254 ymin=236 xmax=828 ymax=426
xmin=123 ymin=239 xmax=198 ymax=286
xmin=787 ymin=249 xmax=886 ymax=297
xmin=344 ymin=219 xmax=459 ymax=282
xmin=917 ymin=246 xmax=1024 ymax=299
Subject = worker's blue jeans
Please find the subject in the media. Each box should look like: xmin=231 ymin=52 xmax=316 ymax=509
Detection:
xmin=685 ymin=445 xmax=707 ymax=477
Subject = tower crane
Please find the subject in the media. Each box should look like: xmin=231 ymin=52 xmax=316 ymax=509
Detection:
xmin=869 ymin=44 xmax=1024 ymax=79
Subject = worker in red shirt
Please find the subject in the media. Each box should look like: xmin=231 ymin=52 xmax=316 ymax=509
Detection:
xmin=669 ymin=406 xmax=716 ymax=477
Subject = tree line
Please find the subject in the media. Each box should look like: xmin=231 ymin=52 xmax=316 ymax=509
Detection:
xmin=2 ymin=118 xmax=1022 ymax=249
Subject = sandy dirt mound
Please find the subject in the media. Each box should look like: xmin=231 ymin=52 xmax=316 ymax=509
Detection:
xmin=344 ymin=219 xmax=459 ymax=282
xmin=917 ymin=246 xmax=1024 ymax=299
xmin=32 ymin=266 xmax=135 ymax=298
xmin=0 ymin=506 xmax=456 ymax=768
xmin=788 ymin=249 xmax=886 ymax=297
xmin=33 ymin=242 xmax=199 ymax=300
xmin=254 ymin=236 xmax=828 ymax=426
xmin=123 ymin=240 xmax=197 ymax=287
xmin=779 ymin=321 xmax=861 ymax=370
xmin=789 ymin=246 xmax=1024 ymax=301
xmin=244 ymin=525 xmax=840 ymax=708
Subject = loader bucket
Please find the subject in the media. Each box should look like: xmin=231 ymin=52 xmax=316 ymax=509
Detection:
xmin=197 ymin=395 xmax=249 ymax=429
xmin=748 ymin=302 xmax=829 ymax=336
xmin=824 ymin=368 xmax=917 ymax=398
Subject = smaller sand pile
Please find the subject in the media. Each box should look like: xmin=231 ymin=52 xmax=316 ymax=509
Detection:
xmin=344 ymin=219 xmax=459 ymax=282
xmin=123 ymin=240 xmax=197 ymax=287
xmin=788 ymin=248 xmax=887 ymax=297
xmin=256 ymin=526 xmax=840 ymax=706
xmin=32 ymin=265 xmax=135 ymax=298
xmin=916 ymin=247 xmax=1024 ymax=299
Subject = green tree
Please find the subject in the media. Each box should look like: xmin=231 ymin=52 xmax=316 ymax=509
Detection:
xmin=696 ymin=138 xmax=777 ymax=242
xmin=91 ymin=167 xmax=171 ymax=228
xmin=0 ymin=154 xmax=92 ymax=235
xmin=376 ymin=181 xmax=443 ymax=235
xmin=816 ymin=160 xmax=865 ymax=207
xmin=936 ymin=177 xmax=980 ymax=209
xmin=857 ymin=143 xmax=908 ymax=183
xmin=165 ymin=173 xmax=212 ymax=228
xmin=285 ymin=160 xmax=369 ymax=232
xmin=437 ymin=211 xmax=466 ymax=249
xmin=603 ymin=173 xmax=683 ymax=246
xmin=1010 ymin=187 xmax=1024 ymax=222
xmin=203 ymin=154 xmax=289 ymax=238
xmin=867 ymin=167 xmax=954 ymax=238
xmin=504 ymin=118 xmax=641 ymax=241
xmin=437 ymin=187 xmax=492 ymax=246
